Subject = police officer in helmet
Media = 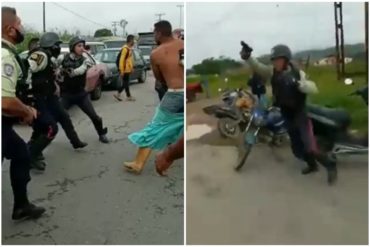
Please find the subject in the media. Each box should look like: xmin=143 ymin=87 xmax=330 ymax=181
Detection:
xmin=28 ymin=32 xmax=87 ymax=171
xmin=240 ymin=42 xmax=337 ymax=185
xmin=59 ymin=36 xmax=109 ymax=144
xmin=2 ymin=6 xmax=45 ymax=220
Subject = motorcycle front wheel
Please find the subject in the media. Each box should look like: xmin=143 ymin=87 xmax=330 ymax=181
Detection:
xmin=234 ymin=144 xmax=253 ymax=171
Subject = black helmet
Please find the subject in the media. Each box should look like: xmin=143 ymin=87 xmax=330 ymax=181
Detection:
xmin=39 ymin=32 xmax=62 ymax=48
xmin=270 ymin=44 xmax=292 ymax=61
xmin=69 ymin=36 xmax=85 ymax=52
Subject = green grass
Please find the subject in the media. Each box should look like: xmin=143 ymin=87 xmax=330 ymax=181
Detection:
xmin=188 ymin=61 xmax=368 ymax=132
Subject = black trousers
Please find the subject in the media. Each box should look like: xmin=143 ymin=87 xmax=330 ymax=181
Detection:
xmin=61 ymin=91 xmax=106 ymax=136
xmin=2 ymin=116 xmax=30 ymax=208
xmin=32 ymin=95 xmax=82 ymax=147
xmin=284 ymin=110 xmax=336 ymax=169
xmin=118 ymin=73 xmax=131 ymax=97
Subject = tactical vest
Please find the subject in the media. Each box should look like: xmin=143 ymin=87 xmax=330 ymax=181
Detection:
xmin=1 ymin=41 xmax=29 ymax=103
xmin=61 ymin=54 xmax=86 ymax=94
xmin=271 ymin=63 xmax=306 ymax=118
xmin=30 ymin=48 xmax=56 ymax=96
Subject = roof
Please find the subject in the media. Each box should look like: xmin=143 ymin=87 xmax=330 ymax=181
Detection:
xmin=86 ymin=41 xmax=105 ymax=45
xmin=100 ymin=47 xmax=140 ymax=52
xmin=102 ymin=48 xmax=121 ymax=51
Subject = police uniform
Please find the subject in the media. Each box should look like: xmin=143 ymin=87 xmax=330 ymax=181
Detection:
xmin=2 ymin=38 xmax=32 ymax=212
xmin=28 ymin=47 xmax=86 ymax=170
xmin=245 ymin=51 xmax=337 ymax=184
xmin=59 ymin=38 xmax=108 ymax=143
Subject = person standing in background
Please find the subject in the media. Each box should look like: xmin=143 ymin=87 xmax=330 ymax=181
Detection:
xmin=114 ymin=35 xmax=135 ymax=102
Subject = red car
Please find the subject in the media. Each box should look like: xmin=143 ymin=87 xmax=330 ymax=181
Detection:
xmin=83 ymin=51 xmax=111 ymax=100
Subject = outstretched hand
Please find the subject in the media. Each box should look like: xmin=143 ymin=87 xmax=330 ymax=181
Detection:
xmin=240 ymin=41 xmax=253 ymax=60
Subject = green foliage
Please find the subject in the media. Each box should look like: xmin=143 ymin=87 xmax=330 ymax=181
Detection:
xmin=15 ymin=31 xmax=40 ymax=53
xmin=192 ymin=57 xmax=243 ymax=75
xmin=94 ymin=28 xmax=113 ymax=38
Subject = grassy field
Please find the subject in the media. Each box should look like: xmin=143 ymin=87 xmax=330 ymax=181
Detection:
xmin=187 ymin=61 xmax=368 ymax=132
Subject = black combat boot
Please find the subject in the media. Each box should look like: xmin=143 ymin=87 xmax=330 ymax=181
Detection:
xmin=98 ymin=127 xmax=109 ymax=144
xmin=316 ymin=153 xmax=337 ymax=185
xmin=12 ymin=203 xmax=46 ymax=220
xmin=301 ymin=154 xmax=319 ymax=175
xmin=28 ymin=135 xmax=53 ymax=171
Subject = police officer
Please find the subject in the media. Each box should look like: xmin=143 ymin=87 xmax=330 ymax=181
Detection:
xmin=28 ymin=32 xmax=87 ymax=171
xmin=2 ymin=6 xmax=45 ymax=220
xmin=59 ymin=36 xmax=109 ymax=143
xmin=240 ymin=42 xmax=337 ymax=185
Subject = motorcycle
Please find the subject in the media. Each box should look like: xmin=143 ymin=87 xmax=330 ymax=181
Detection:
xmin=236 ymin=85 xmax=368 ymax=171
xmin=203 ymin=89 xmax=288 ymax=170
xmin=234 ymin=105 xmax=288 ymax=170
xmin=308 ymin=85 xmax=368 ymax=158
xmin=203 ymin=88 xmax=254 ymax=139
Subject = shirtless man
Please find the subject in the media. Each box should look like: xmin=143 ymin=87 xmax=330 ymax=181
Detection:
xmin=151 ymin=22 xmax=184 ymax=91
xmin=124 ymin=20 xmax=184 ymax=174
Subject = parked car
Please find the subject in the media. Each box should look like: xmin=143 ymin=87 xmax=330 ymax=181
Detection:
xmin=18 ymin=49 xmax=112 ymax=101
xmin=138 ymin=45 xmax=153 ymax=69
xmin=84 ymin=41 xmax=106 ymax=55
xmin=60 ymin=41 xmax=106 ymax=55
xmin=104 ymin=40 xmax=126 ymax=48
xmin=94 ymin=48 xmax=147 ymax=90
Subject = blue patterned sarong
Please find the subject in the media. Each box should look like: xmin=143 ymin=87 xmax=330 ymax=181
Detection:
xmin=128 ymin=91 xmax=184 ymax=150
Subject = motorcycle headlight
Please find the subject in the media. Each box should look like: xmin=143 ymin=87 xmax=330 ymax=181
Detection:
xmin=252 ymin=111 xmax=266 ymax=127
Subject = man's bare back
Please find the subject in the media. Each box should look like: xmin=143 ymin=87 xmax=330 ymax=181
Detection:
xmin=151 ymin=39 xmax=184 ymax=89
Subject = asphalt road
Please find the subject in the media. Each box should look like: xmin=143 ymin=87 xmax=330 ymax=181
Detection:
xmin=2 ymin=73 xmax=184 ymax=245
xmin=186 ymin=98 xmax=368 ymax=245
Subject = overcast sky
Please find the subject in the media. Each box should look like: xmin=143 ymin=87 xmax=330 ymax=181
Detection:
xmin=187 ymin=2 xmax=366 ymax=67
xmin=2 ymin=2 xmax=183 ymax=35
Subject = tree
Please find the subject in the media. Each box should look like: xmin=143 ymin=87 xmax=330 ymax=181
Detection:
xmin=94 ymin=28 xmax=113 ymax=38
xmin=192 ymin=56 xmax=243 ymax=75
xmin=15 ymin=30 xmax=40 ymax=53
xmin=59 ymin=29 xmax=73 ymax=43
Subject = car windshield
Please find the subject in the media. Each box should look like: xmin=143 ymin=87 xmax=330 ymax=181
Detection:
xmin=96 ymin=50 xmax=120 ymax=63
xmin=139 ymin=47 xmax=152 ymax=56
xmin=105 ymin=41 xmax=125 ymax=48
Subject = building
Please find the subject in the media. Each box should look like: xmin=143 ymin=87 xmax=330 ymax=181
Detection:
xmin=314 ymin=55 xmax=353 ymax=66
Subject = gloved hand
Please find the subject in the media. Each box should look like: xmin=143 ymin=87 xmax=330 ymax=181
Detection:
xmin=240 ymin=41 xmax=253 ymax=60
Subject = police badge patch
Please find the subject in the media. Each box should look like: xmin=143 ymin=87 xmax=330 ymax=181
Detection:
xmin=4 ymin=63 xmax=14 ymax=76
xmin=30 ymin=53 xmax=45 ymax=66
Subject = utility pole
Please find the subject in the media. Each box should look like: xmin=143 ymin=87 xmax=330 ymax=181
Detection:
xmin=155 ymin=13 xmax=165 ymax=21
xmin=334 ymin=2 xmax=345 ymax=80
xmin=111 ymin=21 xmax=119 ymax=36
xmin=43 ymin=2 xmax=46 ymax=32
xmin=177 ymin=4 xmax=184 ymax=28
xmin=120 ymin=19 xmax=128 ymax=38
xmin=365 ymin=2 xmax=368 ymax=81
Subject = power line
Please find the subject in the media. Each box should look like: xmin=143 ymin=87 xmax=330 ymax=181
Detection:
xmin=51 ymin=2 xmax=110 ymax=29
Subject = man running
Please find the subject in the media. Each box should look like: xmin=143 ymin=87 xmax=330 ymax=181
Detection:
xmin=124 ymin=20 xmax=184 ymax=174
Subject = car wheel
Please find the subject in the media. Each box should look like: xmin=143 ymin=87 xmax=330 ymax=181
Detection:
xmin=138 ymin=70 xmax=147 ymax=83
xmin=91 ymin=82 xmax=102 ymax=101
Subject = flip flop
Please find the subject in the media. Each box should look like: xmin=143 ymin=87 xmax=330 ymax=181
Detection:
xmin=114 ymin=94 xmax=123 ymax=101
